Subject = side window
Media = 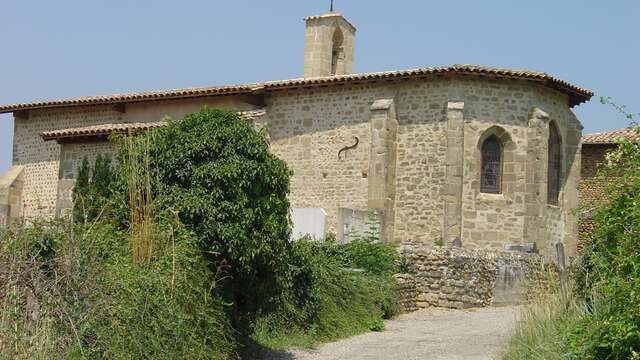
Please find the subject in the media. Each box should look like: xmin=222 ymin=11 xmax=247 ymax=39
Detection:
xmin=480 ymin=135 xmax=502 ymax=194
xmin=547 ymin=123 xmax=562 ymax=205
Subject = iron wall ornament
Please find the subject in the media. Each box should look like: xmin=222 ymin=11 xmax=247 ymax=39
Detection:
xmin=338 ymin=136 xmax=359 ymax=160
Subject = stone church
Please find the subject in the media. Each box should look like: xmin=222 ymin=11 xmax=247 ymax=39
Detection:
xmin=0 ymin=11 xmax=592 ymax=256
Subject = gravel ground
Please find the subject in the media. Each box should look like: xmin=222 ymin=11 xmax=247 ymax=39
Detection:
xmin=261 ymin=306 xmax=517 ymax=360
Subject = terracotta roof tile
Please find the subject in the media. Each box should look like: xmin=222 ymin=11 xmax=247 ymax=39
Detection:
xmin=1 ymin=64 xmax=593 ymax=114
xmin=581 ymin=127 xmax=640 ymax=144
xmin=41 ymin=122 xmax=166 ymax=141
xmin=41 ymin=109 xmax=266 ymax=142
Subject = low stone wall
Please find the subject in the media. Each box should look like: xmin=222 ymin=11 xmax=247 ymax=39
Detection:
xmin=393 ymin=273 xmax=418 ymax=313
xmin=398 ymin=246 xmax=541 ymax=310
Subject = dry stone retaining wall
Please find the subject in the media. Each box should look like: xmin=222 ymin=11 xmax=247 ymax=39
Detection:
xmin=393 ymin=273 xmax=418 ymax=313
xmin=396 ymin=246 xmax=541 ymax=311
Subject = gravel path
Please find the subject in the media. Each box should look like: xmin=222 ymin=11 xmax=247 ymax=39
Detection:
xmin=262 ymin=306 xmax=517 ymax=360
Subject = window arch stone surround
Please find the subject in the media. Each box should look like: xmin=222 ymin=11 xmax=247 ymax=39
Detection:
xmin=475 ymin=126 xmax=516 ymax=196
xmin=547 ymin=121 xmax=562 ymax=205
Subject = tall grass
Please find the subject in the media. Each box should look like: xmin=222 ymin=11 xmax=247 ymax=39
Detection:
xmin=250 ymin=238 xmax=399 ymax=351
xmin=122 ymin=135 xmax=157 ymax=264
xmin=503 ymin=297 xmax=587 ymax=360
xmin=0 ymin=222 xmax=94 ymax=359
xmin=503 ymin=260 xmax=587 ymax=360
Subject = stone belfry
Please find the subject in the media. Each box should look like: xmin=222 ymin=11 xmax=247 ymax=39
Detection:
xmin=303 ymin=8 xmax=356 ymax=78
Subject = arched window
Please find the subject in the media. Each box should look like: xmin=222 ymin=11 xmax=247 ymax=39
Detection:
xmin=331 ymin=28 xmax=344 ymax=75
xmin=480 ymin=135 xmax=502 ymax=194
xmin=547 ymin=123 xmax=561 ymax=205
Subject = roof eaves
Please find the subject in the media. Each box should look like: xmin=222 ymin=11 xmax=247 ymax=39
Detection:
xmin=1 ymin=65 xmax=594 ymax=114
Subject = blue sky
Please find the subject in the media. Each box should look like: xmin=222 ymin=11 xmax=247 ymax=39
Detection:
xmin=1 ymin=0 xmax=638 ymax=174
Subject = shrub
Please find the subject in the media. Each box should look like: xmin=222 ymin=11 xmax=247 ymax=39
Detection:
xmin=114 ymin=108 xmax=293 ymax=332
xmin=251 ymin=238 xmax=398 ymax=349
xmin=506 ymin=125 xmax=640 ymax=359
xmin=0 ymin=219 xmax=236 ymax=359
xmin=326 ymin=239 xmax=400 ymax=275
xmin=503 ymin=297 xmax=588 ymax=360
xmin=85 ymin=220 xmax=236 ymax=359
xmin=72 ymin=155 xmax=116 ymax=224
xmin=2 ymin=107 xmax=405 ymax=358
xmin=568 ymin=128 xmax=640 ymax=359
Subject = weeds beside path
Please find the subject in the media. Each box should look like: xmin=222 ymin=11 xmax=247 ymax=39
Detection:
xmin=259 ymin=306 xmax=517 ymax=360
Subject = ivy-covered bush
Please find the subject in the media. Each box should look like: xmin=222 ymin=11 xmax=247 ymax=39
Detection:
xmin=251 ymin=238 xmax=399 ymax=350
xmin=117 ymin=108 xmax=293 ymax=331
xmin=73 ymin=154 xmax=116 ymax=224
xmin=0 ymin=219 xmax=235 ymax=360
xmin=1 ymin=108 xmax=402 ymax=358
xmin=568 ymin=126 xmax=640 ymax=359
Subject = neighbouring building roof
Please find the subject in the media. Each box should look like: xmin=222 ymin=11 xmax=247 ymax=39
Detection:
xmin=40 ymin=109 xmax=266 ymax=142
xmin=0 ymin=64 xmax=593 ymax=114
xmin=581 ymin=127 xmax=640 ymax=144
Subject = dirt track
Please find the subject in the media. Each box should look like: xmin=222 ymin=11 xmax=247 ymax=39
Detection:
xmin=262 ymin=306 xmax=517 ymax=360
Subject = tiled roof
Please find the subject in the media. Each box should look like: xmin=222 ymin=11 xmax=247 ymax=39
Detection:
xmin=41 ymin=109 xmax=266 ymax=142
xmin=0 ymin=64 xmax=593 ymax=114
xmin=41 ymin=122 xmax=166 ymax=141
xmin=581 ymin=127 xmax=640 ymax=144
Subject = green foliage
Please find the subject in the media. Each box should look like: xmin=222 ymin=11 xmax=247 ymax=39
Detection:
xmin=507 ymin=121 xmax=640 ymax=358
xmin=322 ymin=238 xmax=401 ymax=275
xmin=569 ymin=125 xmax=640 ymax=359
xmin=2 ymin=107 xmax=405 ymax=358
xmin=72 ymin=154 xmax=116 ymax=224
xmin=326 ymin=212 xmax=404 ymax=275
xmin=251 ymin=238 xmax=398 ymax=349
xmin=503 ymin=297 xmax=588 ymax=360
xmin=0 ymin=219 xmax=235 ymax=360
xmin=116 ymin=108 xmax=293 ymax=331
xmin=85 ymin=220 xmax=236 ymax=359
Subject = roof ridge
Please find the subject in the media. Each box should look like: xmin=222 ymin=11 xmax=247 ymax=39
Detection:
xmin=0 ymin=64 xmax=594 ymax=114
xmin=582 ymin=127 xmax=640 ymax=144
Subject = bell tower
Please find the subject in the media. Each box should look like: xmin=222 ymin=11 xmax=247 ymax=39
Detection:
xmin=303 ymin=12 xmax=356 ymax=78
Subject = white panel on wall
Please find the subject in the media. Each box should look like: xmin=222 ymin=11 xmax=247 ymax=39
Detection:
xmin=290 ymin=208 xmax=327 ymax=241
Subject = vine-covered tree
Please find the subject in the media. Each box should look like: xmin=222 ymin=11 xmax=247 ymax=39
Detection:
xmin=72 ymin=154 xmax=115 ymax=224
xmin=120 ymin=108 xmax=293 ymax=331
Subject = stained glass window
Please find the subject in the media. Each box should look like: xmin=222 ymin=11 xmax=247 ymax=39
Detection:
xmin=480 ymin=135 xmax=502 ymax=194
xmin=548 ymin=124 xmax=561 ymax=205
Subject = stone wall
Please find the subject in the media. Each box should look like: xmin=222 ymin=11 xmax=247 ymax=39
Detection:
xmin=266 ymin=76 xmax=582 ymax=255
xmin=12 ymin=97 xmax=253 ymax=221
xmin=581 ymin=144 xmax=615 ymax=178
xmin=0 ymin=166 xmax=24 ymax=227
xmin=12 ymin=107 xmax=122 ymax=220
xmin=393 ymin=273 xmax=418 ymax=313
xmin=303 ymin=13 xmax=356 ymax=77
xmin=9 ymin=75 xmax=583 ymax=256
xmin=578 ymin=143 xmax=617 ymax=249
xmin=56 ymin=141 xmax=115 ymax=217
xmin=401 ymin=245 xmax=540 ymax=309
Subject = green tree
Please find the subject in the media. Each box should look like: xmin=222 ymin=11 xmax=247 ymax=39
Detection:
xmin=72 ymin=154 xmax=116 ymax=224
xmin=119 ymin=108 xmax=293 ymax=331
xmin=72 ymin=157 xmax=90 ymax=224
xmin=569 ymin=100 xmax=640 ymax=359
